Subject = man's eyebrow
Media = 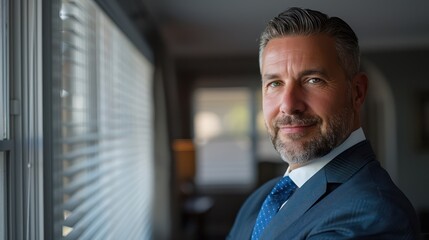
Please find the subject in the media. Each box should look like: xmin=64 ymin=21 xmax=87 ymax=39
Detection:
xmin=261 ymin=69 xmax=328 ymax=82
xmin=261 ymin=74 xmax=279 ymax=82
xmin=299 ymin=69 xmax=329 ymax=78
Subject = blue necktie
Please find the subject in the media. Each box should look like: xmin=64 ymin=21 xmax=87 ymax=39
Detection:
xmin=251 ymin=176 xmax=297 ymax=240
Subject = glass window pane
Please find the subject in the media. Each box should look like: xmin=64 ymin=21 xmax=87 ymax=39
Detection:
xmin=194 ymin=88 xmax=255 ymax=188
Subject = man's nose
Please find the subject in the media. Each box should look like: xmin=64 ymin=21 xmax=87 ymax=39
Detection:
xmin=279 ymin=83 xmax=306 ymax=115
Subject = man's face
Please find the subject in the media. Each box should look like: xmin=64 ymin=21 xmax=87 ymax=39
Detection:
xmin=261 ymin=34 xmax=364 ymax=169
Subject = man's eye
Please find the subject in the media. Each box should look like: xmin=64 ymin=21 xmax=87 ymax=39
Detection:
xmin=308 ymin=78 xmax=322 ymax=84
xmin=268 ymin=81 xmax=281 ymax=88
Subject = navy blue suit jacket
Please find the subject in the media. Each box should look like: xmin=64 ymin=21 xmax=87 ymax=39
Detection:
xmin=228 ymin=141 xmax=420 ymax=239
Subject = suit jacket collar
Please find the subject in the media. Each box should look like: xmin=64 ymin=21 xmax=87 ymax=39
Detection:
xmin=325 ymin=140 xmax=375 ymax=183
xmin=262 ymin=140 xmax=375 ymax=238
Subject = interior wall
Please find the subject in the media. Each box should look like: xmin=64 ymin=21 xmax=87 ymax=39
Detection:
xmin=153 ymin=45 xmax=185 ymax=240
xmin=153 ymin=54 xmax=174 ymax=240
xmin=362 ymin=60 xmax=398 ymax=181
xmin=364 ymin=49 xmax=429 ymax=212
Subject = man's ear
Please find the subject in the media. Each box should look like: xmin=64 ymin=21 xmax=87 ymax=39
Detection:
xmin=352 ymin=72 xmax=368 ymax=111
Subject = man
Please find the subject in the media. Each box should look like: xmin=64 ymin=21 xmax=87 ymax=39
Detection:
xmin=228 ymin=7 xmax=420 ymax=239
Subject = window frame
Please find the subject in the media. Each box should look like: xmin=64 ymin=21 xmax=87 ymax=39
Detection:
xmin=8 ymin=0 xmax=45 ymax=239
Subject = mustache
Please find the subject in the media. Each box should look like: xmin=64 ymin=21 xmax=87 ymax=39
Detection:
xmin=274 ymin=114 xmax=321 ymax=128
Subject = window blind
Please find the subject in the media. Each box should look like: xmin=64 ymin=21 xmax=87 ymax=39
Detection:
xmin=54 ymin=0 xmax=154 ymax=239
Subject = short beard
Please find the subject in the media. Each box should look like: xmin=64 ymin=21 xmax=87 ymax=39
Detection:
xmin=269 ymin=106 xmax=354 ymax=166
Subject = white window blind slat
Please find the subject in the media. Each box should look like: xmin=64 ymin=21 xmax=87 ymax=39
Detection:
xmin=52 ymin=0 xmax=155 ymax=239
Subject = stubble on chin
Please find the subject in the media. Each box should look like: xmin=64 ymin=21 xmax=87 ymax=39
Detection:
xmin=273 ymin=130 xmax=332 ymax=166
xmin=268 ymin=108 xmax=354 ymax=166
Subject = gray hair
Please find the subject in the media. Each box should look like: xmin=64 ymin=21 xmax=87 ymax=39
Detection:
xmin=259 ymin=7 xmax=360 ymax=79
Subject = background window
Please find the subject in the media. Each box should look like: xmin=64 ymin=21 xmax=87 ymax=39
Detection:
xmin=193 ymin=87 xmax=255 ymax=189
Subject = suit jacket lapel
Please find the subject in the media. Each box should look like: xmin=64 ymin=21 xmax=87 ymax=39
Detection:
xmin=263 ymin=141 xmax=375 ymax=237
xmin=267 ymin=168 xmax=327 ymax=232
xmin=236 ymin=177 xmax=281 ymax=238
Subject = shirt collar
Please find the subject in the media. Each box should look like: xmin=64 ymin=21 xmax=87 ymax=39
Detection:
xmin=286 ymin=128 xmax=366 ymax=188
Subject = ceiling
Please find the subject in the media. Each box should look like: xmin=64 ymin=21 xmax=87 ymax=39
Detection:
xmin=124 ymin=0 xmax=429 ymax=58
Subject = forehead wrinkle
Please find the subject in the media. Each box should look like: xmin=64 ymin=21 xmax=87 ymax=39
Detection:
xmin=261 ymin=35 xmax=344 ymax=84
xmin=262 ymin=49 xmax=307 ymax=81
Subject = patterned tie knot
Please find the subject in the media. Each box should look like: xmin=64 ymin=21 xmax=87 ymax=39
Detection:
xmin=251 ymin=176 xmax=297 ymax=240
xmin=270 ymin=176 xmax=297 ymax=200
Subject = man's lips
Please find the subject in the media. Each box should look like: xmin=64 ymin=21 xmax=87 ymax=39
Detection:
xmin=278 ymin=124 xmax=316 ymax=134
xmin=273 ymin=114 xmax=321 ymax=136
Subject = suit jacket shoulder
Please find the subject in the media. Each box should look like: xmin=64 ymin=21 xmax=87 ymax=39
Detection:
xmin=227 ymin=177 xmax=281 ymax=239
xmin=268 ymin=141 xmax=420 ymax=239
xmin=228 ymin=141 xmax=420 ymax=240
